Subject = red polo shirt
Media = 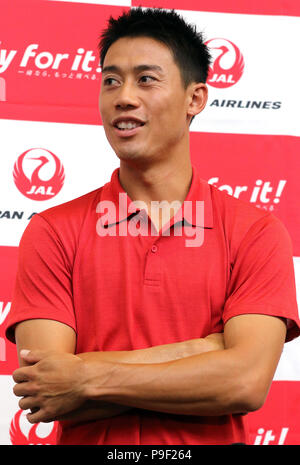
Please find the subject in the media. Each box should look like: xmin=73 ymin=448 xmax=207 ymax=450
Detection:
xmin=5 ymin=165 xmax=300 ymax=445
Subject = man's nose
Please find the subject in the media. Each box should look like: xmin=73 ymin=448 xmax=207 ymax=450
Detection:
xmin=114 ymin=81 xmax=139 ymax=109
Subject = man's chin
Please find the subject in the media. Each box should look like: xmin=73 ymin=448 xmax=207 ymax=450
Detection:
xmin=115 ymin=149 xmax=149 ymax=163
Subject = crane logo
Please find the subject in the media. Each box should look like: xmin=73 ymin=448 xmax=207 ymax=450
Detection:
xmin=205 ymin=38 xmax=244 ymax=88
xmin=10 ymin=409 xmax=57 ymax=445
xmin=13 ymin=148 xmax=65 ymax=201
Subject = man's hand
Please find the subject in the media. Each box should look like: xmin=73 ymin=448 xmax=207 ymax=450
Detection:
xmin=12 ymin=349 xmax=87 ymax=423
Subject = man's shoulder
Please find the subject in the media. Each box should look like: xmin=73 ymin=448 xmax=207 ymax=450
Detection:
xmin=207 ymin=182 xmax=289 ymax=254
xmin=37 ymin=186 xmax=104 ymax=228
xmin=209 ymin=181 xmax=274 ymax=229
xmin=21 ymin=185 xmax=109 ymax=255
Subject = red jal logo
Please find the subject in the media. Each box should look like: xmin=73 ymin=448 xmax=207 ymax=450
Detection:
xmin=10 ymin=409 xmax=57 ymax=445
xmin=205 ymin=38 xmax=244 ymax=88
xmin=13 ymin=148 xmax=65 ymax=201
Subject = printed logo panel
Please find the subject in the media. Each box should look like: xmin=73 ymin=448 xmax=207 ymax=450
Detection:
xmin=13 ymin=148 xmax=65 ymax=201
xmin=190 ymin=132 xmax=300 ymax=256
xmin=1 ymin=4 xmax=299 ymax=136
xmin=0 ymin=1 xmax=129 ymax=124
xmin=205 ymin=38 xmax=244 ymax=88
xmin=180 ymin=10 xmax=299 ymax=136
xmin=248 ymin=381 xmax=300 ymax=445
xmin=0 ymin=0 xmax=299 ymax=447
xmin=0 ymin=119 xmax=119 ymax=247
xmin=0 ymin=246 xmax=19 ymax=375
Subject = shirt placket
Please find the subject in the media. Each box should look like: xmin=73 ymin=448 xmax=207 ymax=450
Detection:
xmin=142 ymin=210 xmax=184 ymax=287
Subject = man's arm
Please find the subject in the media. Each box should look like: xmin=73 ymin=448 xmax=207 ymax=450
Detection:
xmin=13 ymin=318 xmax=224 ymax=423
xmin=13 ymin=313 xmax=286 ymax=423
xmin=77 ymin=332 xmax=224 ymax=364
xmin=14 ymin=319 xmax=76 ymax=367
xmin=80 ymin=314 xmax=286 ymax=416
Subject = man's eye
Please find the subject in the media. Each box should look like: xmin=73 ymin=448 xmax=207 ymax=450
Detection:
xmin=104 ymin=77 xmax=118 ymax=86
xmin=139 ymin=75 xmax=155 ymax=84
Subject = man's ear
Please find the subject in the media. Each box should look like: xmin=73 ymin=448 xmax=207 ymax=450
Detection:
xmin=187 ymin=83 xmax=208 ymax=122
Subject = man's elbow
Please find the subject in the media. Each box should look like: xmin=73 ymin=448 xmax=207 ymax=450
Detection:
xmin=234 ymin=374 xmax=270 ymax=413
xmin=240 ymin=392 xmax=266 ymax=413
xmin=193 ymin=374 xmax=269 ymax=416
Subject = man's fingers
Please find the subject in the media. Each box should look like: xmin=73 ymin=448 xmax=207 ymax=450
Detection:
xmin=13 ymin=381 xmax=37 ymax=397
xmin=18 ymin=396 xmax=40 ymax=411
xmin=20 ymin=349 xmax=46 ymax=364
xmin=13 ymin=349 xmax=49 ymax=383
xmin=12 ymin=368 xmax=31 ymax=383
xmin=26 ymin=408 xmax=54 ymax=424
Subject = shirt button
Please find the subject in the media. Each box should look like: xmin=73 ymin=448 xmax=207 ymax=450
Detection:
xmin=151 ymin=245 xmax=158 ymax=253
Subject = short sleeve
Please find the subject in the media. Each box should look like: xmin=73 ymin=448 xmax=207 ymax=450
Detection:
xmin=223 ymin=214 xmax=300 ymax=342
xmin=5 ymin=213 xmax=76 ymax=343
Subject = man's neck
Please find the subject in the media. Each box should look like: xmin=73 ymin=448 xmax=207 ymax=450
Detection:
xmin=118 ymin=157 xmax=193 ymax=232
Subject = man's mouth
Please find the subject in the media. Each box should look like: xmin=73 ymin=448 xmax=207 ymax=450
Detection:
xmin=114 ymin=120 xmax=145 ymax=130
xmin=112 ymin=118 xmax=146 ymax=137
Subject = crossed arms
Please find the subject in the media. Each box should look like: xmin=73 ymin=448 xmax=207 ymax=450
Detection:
xmin=12 ymin=314 xmax=286 ymax=424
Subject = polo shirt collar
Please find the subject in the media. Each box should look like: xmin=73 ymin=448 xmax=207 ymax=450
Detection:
xmin=99 ymin=165 xmax=214 ymax=229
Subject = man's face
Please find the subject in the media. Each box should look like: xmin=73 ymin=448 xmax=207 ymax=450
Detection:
xmin=99 ymin=36 xmax=196 ymax=164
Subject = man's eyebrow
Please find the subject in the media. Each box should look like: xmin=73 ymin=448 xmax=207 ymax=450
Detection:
xmin=102 ymin=64 xmax=164 ymax=74
xmin=102 ymin=65 xmax=121 ymax=74
xmin=134 ymin=65 xmax=164 ymax=74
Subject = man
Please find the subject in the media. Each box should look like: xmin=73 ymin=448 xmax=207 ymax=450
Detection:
xmin=5 ymin=8 xmax=300 ymax=445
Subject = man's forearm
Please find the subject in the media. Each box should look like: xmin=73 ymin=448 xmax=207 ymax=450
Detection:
xmin=77 ymin=334 xmax=223 ymax=364
xmin=81 ymin=347 xmax=253 ymax=417
xmin=58 ymin=334 xmax=224 ymax=423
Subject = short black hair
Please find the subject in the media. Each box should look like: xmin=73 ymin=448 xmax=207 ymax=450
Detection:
xmin=98 ymin=7 xmax=211 ymax=88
